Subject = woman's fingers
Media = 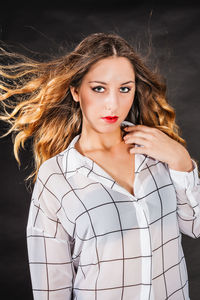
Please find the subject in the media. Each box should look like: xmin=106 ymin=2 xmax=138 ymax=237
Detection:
xmin=123 ymin=125 xmax=162 ymax=156
xmin=123 ymin=127 xmax=156 ymax=144
xmin=124 ymin=124 xmax=156 ymax=134
xmin=124 ymin=131 xmax=152 ymax=143
xmin=124 ymin=135 xmax=150 ymax=148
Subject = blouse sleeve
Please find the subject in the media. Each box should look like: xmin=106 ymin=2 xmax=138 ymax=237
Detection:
xmin=26 ymin=168 xmax=76 ymax=300
xmin=168 ymin=159 xmax=200 ymax=239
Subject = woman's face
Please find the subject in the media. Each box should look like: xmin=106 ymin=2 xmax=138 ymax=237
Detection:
xmin=70 ymin=56 xmax=136 ymax=134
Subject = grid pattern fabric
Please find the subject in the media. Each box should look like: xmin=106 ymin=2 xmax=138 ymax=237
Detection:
xmin=26 ymin=120 xmax=200 ymax=300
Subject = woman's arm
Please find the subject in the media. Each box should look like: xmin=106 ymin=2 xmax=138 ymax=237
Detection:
xmin=26 ymin=169 xmax=76 ymax=299
xmin=123 ymin=124 xmax=200 ymax=238
xmin=168 ymin=160 xmax=200 ymax=238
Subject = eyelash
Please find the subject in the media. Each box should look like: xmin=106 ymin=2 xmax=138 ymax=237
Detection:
xmin=91 ymin=86 xmax=131 ymax=93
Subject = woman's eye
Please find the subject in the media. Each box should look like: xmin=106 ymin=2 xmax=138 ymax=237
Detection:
xmin=92 ymin=86 xmax=131 ymax=93
xmin=92 ymin=86 xmax=105 ymax=93
xmin=120 ymin=87 xmax=131 ymax=93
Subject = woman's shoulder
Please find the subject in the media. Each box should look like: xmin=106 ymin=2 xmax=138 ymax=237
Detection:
xmin=37 ymin=134 xmax=81 ymax=183
xmin=37 ymin=149 xmax=67 ymax=182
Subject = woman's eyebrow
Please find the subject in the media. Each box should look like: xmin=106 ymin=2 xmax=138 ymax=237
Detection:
xmin=88 ymin=80 xmax=135 ymax=85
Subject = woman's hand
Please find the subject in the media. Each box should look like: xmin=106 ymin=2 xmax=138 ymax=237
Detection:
xmin=123 ymin=125 xmax=194 ymax=172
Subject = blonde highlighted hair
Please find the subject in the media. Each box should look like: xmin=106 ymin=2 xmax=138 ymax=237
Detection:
xmin=0 ymin=32 xmax=185 ymax=183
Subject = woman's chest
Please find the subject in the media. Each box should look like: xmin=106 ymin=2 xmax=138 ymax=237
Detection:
xmin=60 ymin=162 xmax=177 ymax=239
xmin=84 ymin=147 xmax=135 ymax=196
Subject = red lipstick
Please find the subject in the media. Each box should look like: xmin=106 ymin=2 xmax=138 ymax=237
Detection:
xmin=101 ymin=116 xmax=118 ymax=123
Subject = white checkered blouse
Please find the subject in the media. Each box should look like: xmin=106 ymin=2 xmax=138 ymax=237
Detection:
xmin=26 ymin=120 xmax=200 ymax=300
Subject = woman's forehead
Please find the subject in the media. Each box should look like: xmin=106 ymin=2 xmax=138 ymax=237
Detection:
xmin=83 ymin=57 xmax=135 ymax=81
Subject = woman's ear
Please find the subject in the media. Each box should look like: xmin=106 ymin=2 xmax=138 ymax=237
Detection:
xmin=70 ymin=86 xmax=79 ymax=103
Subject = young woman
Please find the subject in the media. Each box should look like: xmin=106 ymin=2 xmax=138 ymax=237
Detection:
xmin=0 ymin=32 xmax=199 ymax=300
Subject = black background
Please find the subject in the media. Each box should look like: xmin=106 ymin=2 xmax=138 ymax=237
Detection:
xmin=0 ymin=1 xmax=200 ymax=299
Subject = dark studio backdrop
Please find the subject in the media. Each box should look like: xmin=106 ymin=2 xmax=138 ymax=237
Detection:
xmin=0 ymin=1 xmax=200 ymax=299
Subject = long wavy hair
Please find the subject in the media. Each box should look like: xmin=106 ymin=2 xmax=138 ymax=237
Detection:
xmin=0 ymin=32 xmax=185 ymax=183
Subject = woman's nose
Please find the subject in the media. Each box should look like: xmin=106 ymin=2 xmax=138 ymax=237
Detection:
xmin=104 ymin=90 xmax=119 ymax=109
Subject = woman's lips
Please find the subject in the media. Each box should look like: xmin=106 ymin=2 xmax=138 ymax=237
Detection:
xmin=101 ymin=116 xmax=118 ymax=123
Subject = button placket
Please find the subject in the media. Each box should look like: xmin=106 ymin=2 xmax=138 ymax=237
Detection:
xmin=134 ymin=201 xmax=152 ymax=300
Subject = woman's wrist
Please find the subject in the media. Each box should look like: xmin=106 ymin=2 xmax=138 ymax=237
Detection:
xmin=168 ymin=149 xmax=194 ymax=172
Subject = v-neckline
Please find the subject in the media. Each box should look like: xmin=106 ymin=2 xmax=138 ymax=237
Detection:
xmin=73 ymin=135 xmax=137 ymax=198
xmin=64 ymin=121 xmax=148 ymax=199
